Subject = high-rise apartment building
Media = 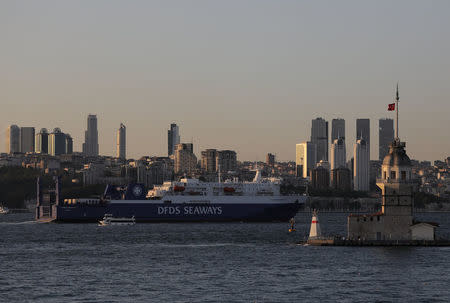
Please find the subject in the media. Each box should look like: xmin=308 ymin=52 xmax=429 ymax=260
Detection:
xmin=65 ymin=134 xmax=73 ymax=154
xmin=295 ymin=142 xmax=317 ymax=178
xmin=6 ymin=125 xmax=20 ymax=154
xmin=35 ymin=128 xmax=49 ymax=154
xmin=20 ymin=127 xmax=35 ymax=153
xmin=356 ymin=118 xmax=370 ymax=160
xmin=167 ymin=123 xmax=180 ymax=156
xmin=330 ymin=138 xmax=346 ymax=170
xmin=216 ymin=150 xmax=237 ymax=172
xmin=266 ymin=153 xmax=275 ymax=167
xmin=174 ymin=143 xmax=196 ymax=175
xmin=311 ymin=118 xmax=328 ymax=162
xmin=353 ymin=138 xmax=370 ymax=191
xmin=330 ymin=167 xmax=352 ymax=191
xmin=201 ymin=149 xmax=217 ymax=173
xmin=49 ymin=128 xmax=66 ymax=156
xmin=82 ymin=114 xmax=99 ymax=156
xmin=331 ymin=118 xmax=345 ymax=141
xmin=116 ymin=123 xmax=126 ymax=159
xmin=379 ymin=118 xmax=394 ymax=161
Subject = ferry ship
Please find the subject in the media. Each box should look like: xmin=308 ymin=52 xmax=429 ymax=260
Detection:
xmin=36 ymin=171 xmax=307 ymax=223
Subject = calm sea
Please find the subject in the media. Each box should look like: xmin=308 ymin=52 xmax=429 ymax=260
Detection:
xmin=1 ymin=212 xmax=450 ymax=302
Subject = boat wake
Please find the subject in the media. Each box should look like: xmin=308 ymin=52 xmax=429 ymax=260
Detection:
xmin=0 ymin=220 xmax=37 ymax=225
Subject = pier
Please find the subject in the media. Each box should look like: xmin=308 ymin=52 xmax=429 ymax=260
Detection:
xmin=304 ymin=238 xmax=450 ymax=246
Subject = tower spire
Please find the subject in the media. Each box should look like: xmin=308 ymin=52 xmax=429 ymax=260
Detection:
xmin=395 ymin=83 xmax=399 ymax=140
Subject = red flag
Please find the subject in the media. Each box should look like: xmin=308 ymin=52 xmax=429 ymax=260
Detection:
xmin=388 ymin=103 xmax=395 ymax=111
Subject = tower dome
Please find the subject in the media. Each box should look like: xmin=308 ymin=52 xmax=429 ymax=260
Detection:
xmin=382 ymin=140 xmax=411 ymax=167
xmin=380 ymin=139 xmax=412 ymax=182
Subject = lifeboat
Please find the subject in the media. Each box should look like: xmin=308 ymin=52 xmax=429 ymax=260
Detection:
xmin=223 ymin=187 xmax=235 ymax=193
xmin=173 ymin=186 xmax=185 ymax=192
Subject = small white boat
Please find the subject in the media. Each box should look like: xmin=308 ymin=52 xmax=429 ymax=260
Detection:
xmin=0 ymin=206 xmax=9 ymax=214
xmin=98 ymin=214 xmax=136 ymax=226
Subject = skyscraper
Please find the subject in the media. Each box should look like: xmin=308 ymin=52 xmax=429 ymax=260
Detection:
xmin=356 ymin=118 xmax=370 ymax=159
xmin=354 ymin=138 xmax=370 ymax=191
xmin=65 ymin=134 xmax=73 ymax=154
xmin=311 ymin=118 xmax=328 ymax=162
xmin=295 ymin=142 xmax=317 ymax=178
xmin=82 ymin=114 xmax=99 ymax=156
xmin=20 ymin=127 xmax=35 ymax=153
xmin=35 ymin=128 xmax=49 ymax=154
xmin=174 ymin=143 xmax=196 ymax=175
xmin=330 ymin=138 xmax=346 ymax=170
xmin=201 ymin=149 xmax=217 ymax=173
xmin=167 ymin=123 xmax=180 ymax=156
xmin=266 ymin=153 xmax=275 ymax=167
xmin=116 ymin=123 xmax=126 ymax=159
xmin=6 ymin=125 xmax=20 ymax=154
xmin=331 ymin=118 xmax=345 ymax=141
xmin=216 ymin=150 xmax=237 ymax=172
xmin=379 ymin=118 xmax=394 ymax=161
xmin=49 ymin=128 xmax=66 ymax=156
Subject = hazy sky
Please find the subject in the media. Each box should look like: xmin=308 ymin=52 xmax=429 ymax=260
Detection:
xmin=1 ymin=1 xmax=449 ymax=161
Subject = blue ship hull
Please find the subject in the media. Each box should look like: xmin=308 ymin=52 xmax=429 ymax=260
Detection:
xmin=50 ymin=202 xmax=303 ymax=223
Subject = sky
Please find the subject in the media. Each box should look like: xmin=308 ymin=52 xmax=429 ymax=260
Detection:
xmin=1 ymin=1 xmax=449 ymax=162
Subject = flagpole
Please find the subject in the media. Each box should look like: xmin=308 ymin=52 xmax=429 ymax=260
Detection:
xmin=396 ymin=83 xmax=399 ymax=140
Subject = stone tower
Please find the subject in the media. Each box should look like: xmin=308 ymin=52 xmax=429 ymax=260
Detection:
xmin=347 ymin=139 xmax=416 ymax=240
xmin=376 ymin=139 xmax=415 ymax=239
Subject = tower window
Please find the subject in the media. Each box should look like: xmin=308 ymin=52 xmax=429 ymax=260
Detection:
xmin=401 ymin=171 xmax=406 ymax=180
xmin=391 ymin=171 xmax=396 ymax=180
xmin=383 ymin=171 xmax=387 ymax=179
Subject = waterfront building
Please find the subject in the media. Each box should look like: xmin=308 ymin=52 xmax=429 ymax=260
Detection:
xmin=331 ymin=167 xmax=352 ymax=191
xmin=167 ymin=123 xmax=180 ymax=156
xmin=311 ymin=166 xmax=330 ymax=190
xmin=49 ymin=128 xmax=66 ymax=156
xmin=379 ymin=118 xmax=394 ymax=161
xmin=6 ymin=125 xmax=20 ymax=154
xmin=295 ymin=142 xmax=317 ymax=178
xmin=82 ymin=114 xmax=99 ymax=156
xmin=330 ymin=138 xmax=346 ymax=170
xmin=353 ymin=138 xmax=369 ymax=191
xmin=216 ymin=150 xmax=237 ymax=172
xmin=65 ymin=134 xmax=73 ymax=154
xmin=311 ymin=117 xmax=328 ymax=162
xmin=137 ymin=159 xmax=173 ymax=188
xmin=266 ymin=153 xmax=275 ymax=167
xmin=20 ymin=127 xmax=35 ymax=153
xmin=348 ymin=139 xmax=436 ymax=241
xmin=35 ymin=128 xmax=49 ymax=154
xmin=331 ymin=118 xmax=345 ymax=141
xmin=116 ymin=123 xmax=126 ymax=159
xmin=356 ymin=118 xmax=370 ymax=159
xmin=174 ymin=143 xmax=196 ymax=175
xmin=201 ymin=149 xmax=217 ymax=173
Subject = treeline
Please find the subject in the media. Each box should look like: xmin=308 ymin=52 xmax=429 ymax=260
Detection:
xmin=414 ymin=192 xmax=449 ymax=208
xmin=0 ymin=167 xmax=44 ymax=208
xmin=280 ymin=184 xmax=370 ymax=198
xmin=0 ymin=167 xmax=105 ymax=208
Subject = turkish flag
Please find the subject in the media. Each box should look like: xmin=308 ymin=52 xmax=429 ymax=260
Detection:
xmin=388 ymin=103 xmax=395 ymax=111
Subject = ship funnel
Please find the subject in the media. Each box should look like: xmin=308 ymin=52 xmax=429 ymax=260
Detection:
xmin=308 ymin=210 xmax=321 ymax=239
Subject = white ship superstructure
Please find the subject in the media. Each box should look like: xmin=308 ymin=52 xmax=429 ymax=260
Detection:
xmin=148 ymin=170 xmax=283 ymax=200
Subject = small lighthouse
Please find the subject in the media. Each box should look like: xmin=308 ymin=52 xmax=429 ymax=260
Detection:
xmin=308 ymin=210 xmax=322 ymax=239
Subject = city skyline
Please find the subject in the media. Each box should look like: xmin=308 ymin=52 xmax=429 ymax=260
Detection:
xmin=1 ymin=1 xmax=449 ymax=161
xmin=2 ymin=113 xmax=448 ymax=162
